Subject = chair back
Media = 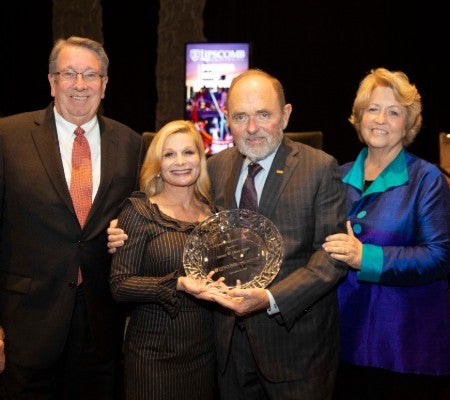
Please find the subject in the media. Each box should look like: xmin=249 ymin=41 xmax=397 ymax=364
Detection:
xmin=284 ymin=131 xmax=323 ymax=149
xmin=439 ymin=132 xmax=450 ymax=185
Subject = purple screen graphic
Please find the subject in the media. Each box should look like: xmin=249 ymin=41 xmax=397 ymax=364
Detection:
xmin=185 ymin=43 xmax=250 ymax=156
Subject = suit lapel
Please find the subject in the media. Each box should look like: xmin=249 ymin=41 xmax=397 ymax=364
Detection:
xmin=32 ymin=105 xmax=75 ymax=213
xmin=225 ymin=150 xmax=244 ymax=209
xmin=88 ymin=116 xmax=118 ymax=221
xmin=259 ymin=139 xmax=298 ymax=217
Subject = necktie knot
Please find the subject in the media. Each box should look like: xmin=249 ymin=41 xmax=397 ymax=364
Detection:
xmin=248 ymin=162 xmax=262 ymax=178
xmin=74 ymin=126 xmax=85 ymax=137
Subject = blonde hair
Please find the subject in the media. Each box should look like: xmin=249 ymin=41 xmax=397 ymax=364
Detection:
xmin=140 ymin=120 xmax=212 ymax=204
xmin=349 ymin=67 xmax=422 ymax=146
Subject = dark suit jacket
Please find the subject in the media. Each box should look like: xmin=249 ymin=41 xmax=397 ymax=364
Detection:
xmin=0 ymin=104 xmax=143 ymax=368
xmin=207 ymin=137 xmax=348 ymax=383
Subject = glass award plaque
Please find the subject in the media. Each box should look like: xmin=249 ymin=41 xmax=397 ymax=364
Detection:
xmin=183 ymin=209 xmax=283 ymax=289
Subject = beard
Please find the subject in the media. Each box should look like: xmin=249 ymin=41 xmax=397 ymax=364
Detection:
xmin=234 ymin=129 xmax=283 ymax=162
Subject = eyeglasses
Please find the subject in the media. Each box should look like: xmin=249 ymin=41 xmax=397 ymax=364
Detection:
xmin=53 ymin=70 xmax=104 ymax=82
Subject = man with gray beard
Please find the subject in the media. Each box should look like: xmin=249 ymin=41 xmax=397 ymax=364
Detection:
xmin=202 ymin=69 xmax=347 ymax=400
xmin=108 ymin=69 xmax=347 ymax=400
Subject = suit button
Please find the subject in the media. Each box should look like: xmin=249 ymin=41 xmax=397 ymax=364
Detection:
xmin=68 ymin=281 xmax=77 ymax=288
xmin=77 ymin=241 xmax=83 ymax=247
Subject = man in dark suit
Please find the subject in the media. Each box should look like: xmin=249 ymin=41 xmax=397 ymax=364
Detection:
xmin=0 ymin=36 xmax=143 ymax=399
xmin=202 ymin=69 xmax=348 ymax=399
xmin=108 ymin=69 xmax=347 ymax=399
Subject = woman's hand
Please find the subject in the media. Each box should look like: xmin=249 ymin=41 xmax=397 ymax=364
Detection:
xmin=177 ymin=271 xmax=227 ymax=301
xmin=322 ymin=220 xmax=363 ymax=270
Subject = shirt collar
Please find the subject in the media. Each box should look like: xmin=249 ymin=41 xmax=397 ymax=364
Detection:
xmin=343 ymin=147 xmax=409 ymax=194
xmin=53 ymin=106 xmax=98 ymax=135
xmin=241 ymin=145 xmax=279 ymax=173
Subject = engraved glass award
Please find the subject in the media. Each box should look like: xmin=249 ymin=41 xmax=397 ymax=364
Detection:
xmin=183 ymin=209 xmax=283 ymax=289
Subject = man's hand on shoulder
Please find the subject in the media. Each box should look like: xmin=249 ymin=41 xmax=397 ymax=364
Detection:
xmin=107 ymin=218 xmax=127 ymax=254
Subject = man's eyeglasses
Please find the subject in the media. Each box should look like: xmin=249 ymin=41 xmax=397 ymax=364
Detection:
xmin=53 ymin=70 xmax=104 ymax=82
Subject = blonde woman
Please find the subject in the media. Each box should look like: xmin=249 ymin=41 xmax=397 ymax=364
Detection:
xmin=109 ymin=120 xmax=217 ymax=399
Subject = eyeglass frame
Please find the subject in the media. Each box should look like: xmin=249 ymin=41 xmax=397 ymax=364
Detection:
xmin=52 ymin=69 xmax=105 ymax=82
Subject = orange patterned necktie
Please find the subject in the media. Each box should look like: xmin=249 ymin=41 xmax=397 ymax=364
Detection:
xmin=70 ymin=126 xmax=92 ymax=227
xmin=69 ymin=126 xmax=92 ymax=285
xmin=239 ymin=163 xmax=262 ymax=211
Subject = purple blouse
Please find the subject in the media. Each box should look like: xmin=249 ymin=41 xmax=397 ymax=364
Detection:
xmin=338 ymin=148 xmax=450 ymax=375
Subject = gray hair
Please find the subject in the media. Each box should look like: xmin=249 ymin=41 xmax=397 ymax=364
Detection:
xmin=48 ymin=36 xmax=109 ymax=76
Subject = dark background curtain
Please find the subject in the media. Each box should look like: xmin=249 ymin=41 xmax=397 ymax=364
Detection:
xmin=1 ymin=0 xmax=448 ymax=165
